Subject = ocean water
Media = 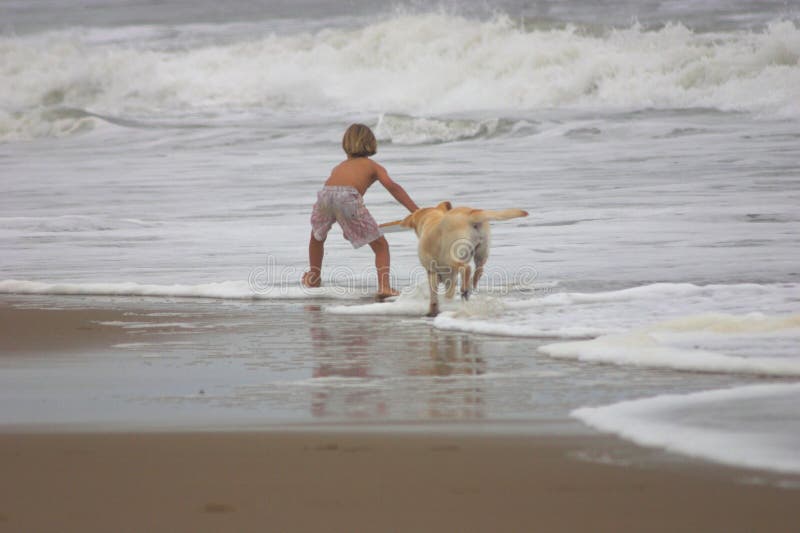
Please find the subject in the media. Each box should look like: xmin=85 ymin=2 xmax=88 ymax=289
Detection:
xmin=2 ymin=1 xmax=800 ymax=474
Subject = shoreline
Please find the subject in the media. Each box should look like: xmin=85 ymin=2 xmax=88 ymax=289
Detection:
xmin=1 ymin=431 xmax=798 ymax=532
xmin=1 ymin=295 xmax=798 ymax=531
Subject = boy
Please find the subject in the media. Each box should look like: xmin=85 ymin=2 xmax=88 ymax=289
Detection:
xmin=303 ymin=124 xmax=419 ymax=299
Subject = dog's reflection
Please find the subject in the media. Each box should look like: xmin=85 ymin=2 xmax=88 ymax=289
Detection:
xmin=306 ymin=310 xmax=486 ymax=420
xmin=410 ymin=331 xmax=486 ymax=419
xmin=410 ymin=332 xmax=483 ymax=377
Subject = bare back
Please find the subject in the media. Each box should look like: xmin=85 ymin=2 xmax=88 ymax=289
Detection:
xmin=324 ymin=157 xmax=378 ymax=196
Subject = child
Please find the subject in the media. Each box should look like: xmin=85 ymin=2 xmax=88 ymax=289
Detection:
xmin=302 ymin=123 xmax=419 ymax=299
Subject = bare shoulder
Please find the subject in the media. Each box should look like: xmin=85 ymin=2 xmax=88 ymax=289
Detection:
xmin=356 ymin=157 xmax=379 ymax=170
xmin=369 ymin=159 xmax=390 ymax=179
xmin=330 ymin=159 xmax=347 ymax=174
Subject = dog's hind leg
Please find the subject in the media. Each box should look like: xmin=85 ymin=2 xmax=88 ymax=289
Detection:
xmin=473 ymin=244 xmax=488 ymax=290
xmin=444 ymin=268 xmax=458 ymax=300
xmin=472 ymin=261 xmax=485 ymax=290
xmin=427 ymin=270 xmax=440 ymax=317
xmin=459 ymin=263 xmax=472 ymax=300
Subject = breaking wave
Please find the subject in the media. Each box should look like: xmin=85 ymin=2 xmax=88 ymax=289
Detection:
xmin=2 ymin=14 xmax=799 ymax=140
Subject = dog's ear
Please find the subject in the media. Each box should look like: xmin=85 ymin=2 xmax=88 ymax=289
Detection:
xmin=436 ymin=201 xmax=453 ymax=211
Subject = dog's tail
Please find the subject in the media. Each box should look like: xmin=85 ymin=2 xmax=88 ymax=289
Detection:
xmin=468 ymin=208 xmax=528 ymax=223
xmin=379 ymin=219 xmax=405 ymax=228
xmin=379 ymin=219 xmax=411 ymax=232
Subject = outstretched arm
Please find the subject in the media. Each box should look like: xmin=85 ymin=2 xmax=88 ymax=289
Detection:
xmin=375 ymin=163 xmax=419 ymax=212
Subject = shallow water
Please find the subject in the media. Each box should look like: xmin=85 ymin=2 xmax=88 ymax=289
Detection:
xmin=0 ymin=295 xmax=756 ymax=431
xmin=2 ymin=0 xmax=799 ymax=473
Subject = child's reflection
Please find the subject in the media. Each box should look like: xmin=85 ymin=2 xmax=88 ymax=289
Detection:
xmin=307 ymin=310 xmax=384 ymax=418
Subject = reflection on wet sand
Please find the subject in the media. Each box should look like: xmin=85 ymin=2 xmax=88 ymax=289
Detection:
xmin=411 ymin=332 xmax=486 ymax=420
xmin=306 ymin=307 xmax=486 ymax=420
xmin=309 ymin=317 xmax=380 ymax=418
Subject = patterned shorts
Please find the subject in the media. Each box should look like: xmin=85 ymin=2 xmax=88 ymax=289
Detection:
xmin=310 ymin=186 xmax=383 ymax=248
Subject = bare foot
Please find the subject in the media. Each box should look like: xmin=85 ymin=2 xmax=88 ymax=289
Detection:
xmin=302 ymin=271 xmax=321 ymax=288
xmin=375 ymin=288 xmax=400 ymax=302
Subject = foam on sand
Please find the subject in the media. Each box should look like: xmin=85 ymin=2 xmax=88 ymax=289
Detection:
xmin=326 ymin=282 xmax=508 ymax=317
xmin=425 ymin=282 xmax=800 ymax=376
xmin=572 ymin=383 xmax=800 ymax=474
xmin=0 ymin=279 xmax=364 ymax=301
xmin=539 ymin=313 xmax=800 ymax=376
xmin=430 ymin=283 xmax=796 ymax=339
xmin=434 ymin=314 xmax=607 ymax=339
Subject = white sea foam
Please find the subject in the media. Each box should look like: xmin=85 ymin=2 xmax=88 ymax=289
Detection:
xmin=0 ymin=215 xmax=162 ymax=233
xmin=326 ymin=281 xmax=508 ymax=316
xmin=0 ymin=279 xmax=363 ymax=300
xmin=432 ymin=283 xmax=800 ymax=376
xmin=374 ymin=113 xmax=516 ymax=145
xmin=433 ymin=283 xmax=800 ymax=337
xmin=2 ymin=15 xmax=799 ymax=140
xmin=572 ymin=383 xmax=800 ymax=474
xmin=540 ymin=325 xmax=800 ymax=376
xmin=538 ymin=310 xmax=800 ymax=376
xmin=434 ymin=315 xmax=609 ymax=339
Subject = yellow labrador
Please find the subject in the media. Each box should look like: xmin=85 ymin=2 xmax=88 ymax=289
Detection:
xmin=381 ymin=202 xmax=528 ymax=316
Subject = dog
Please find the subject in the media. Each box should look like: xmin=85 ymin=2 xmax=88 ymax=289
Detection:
xmin=381 ymin=202 xmax=528 ymax=316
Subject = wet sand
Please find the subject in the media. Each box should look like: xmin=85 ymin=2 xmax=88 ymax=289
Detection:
xmin=1 ymin=299 xmax=798 ymax=531
xmin=1 ymin=302 xmax=132 ymax=354
xmin=0 ymin=300 xmax=183 ymax=354
xmin=0 ymin=431 xmax=798 ymax=532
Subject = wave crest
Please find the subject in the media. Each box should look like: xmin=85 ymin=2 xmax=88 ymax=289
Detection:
xmin=2 ymin=14 xmax=799 ymax=140
xmin=374 ymin=113 xmax=534 ymax=144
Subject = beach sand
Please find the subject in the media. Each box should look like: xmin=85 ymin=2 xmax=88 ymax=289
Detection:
xmin=0 ymin=431 xmax=798 ymax=532
xmin=1 ymin=300 xmax=798 ymax=532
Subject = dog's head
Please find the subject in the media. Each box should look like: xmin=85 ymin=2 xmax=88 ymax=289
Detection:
xmin=382 ymin=201 xmax=451 ymax=236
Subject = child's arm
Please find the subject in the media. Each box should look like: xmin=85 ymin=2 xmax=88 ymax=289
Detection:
xmin=374 ymin=163 xmax=419 ymax=212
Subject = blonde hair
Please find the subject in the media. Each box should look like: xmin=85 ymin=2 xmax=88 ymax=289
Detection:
xmin=342 ymin=123 xmax=377 ymax=158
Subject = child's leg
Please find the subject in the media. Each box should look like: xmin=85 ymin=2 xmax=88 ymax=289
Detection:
xmin=369 ymin=236 xmax=396 ymax=297
xmin=303 ymin=231 xmax=324 ymax=287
